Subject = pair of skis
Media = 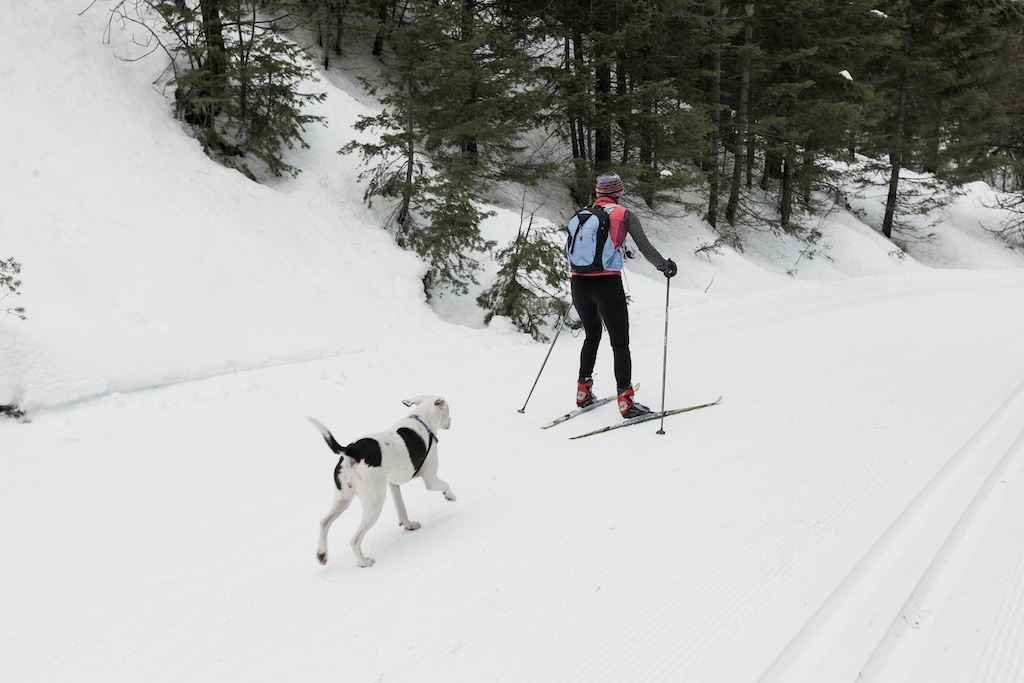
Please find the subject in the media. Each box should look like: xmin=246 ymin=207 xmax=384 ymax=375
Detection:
xmin=540 ymin=385 xmax=722 ymax=439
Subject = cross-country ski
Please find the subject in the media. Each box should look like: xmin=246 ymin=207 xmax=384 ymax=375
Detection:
xmin=569 ymin=396 xmax=723 ymax=439
xmin=540 ymin=383 xmax=640 ymax=428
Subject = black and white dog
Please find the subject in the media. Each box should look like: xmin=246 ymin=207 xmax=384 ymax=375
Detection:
xmin=310 ymin=395 xmax=455 ymax=568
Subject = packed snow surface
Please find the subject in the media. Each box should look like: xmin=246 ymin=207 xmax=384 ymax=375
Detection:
xmin=4 ymin=2 xmax=1024 ymax=681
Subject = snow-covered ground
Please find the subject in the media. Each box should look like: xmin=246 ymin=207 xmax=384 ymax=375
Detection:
xmin=4 ymin=2 xmax=1024 ymax=681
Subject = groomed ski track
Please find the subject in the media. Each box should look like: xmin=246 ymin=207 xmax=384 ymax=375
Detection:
xmin=734 ymin=380 xmax=1024 ymax=682
xmin=4 ymin=272 xmax=1024 ymax=682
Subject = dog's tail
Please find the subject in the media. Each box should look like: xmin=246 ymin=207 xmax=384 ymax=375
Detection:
xmin=309 ymin=417 xmax=347 ymax=454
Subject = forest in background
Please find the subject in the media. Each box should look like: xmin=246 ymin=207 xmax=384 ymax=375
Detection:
xmin=90 ymin=0 xmax=1024 ymax=336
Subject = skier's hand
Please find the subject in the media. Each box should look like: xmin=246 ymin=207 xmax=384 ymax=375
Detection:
xmin=660 ymin=259 xmax=677 ymax=278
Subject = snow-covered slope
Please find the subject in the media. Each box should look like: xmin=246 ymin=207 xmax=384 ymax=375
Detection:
xmin=1 ymin=0 xmax=446 ymax=411
xmin=4 ymin=3 xmax=1024 ymax=682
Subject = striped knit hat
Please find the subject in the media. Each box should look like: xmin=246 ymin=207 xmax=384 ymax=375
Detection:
xmin=595 ymin=171 xmax=624 ymax=198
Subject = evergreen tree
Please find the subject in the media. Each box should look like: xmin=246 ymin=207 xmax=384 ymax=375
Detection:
xmin=343 ymin=0 xmax=546 ymax=297
xmin=301 ymin=0 xmax=350 ymax=69
xmin=512 ymin=0 xmax=712 ymax=206
xmin=980 ymin=18 xmax=1024 ymax=244
xmin=1 ymin=256 xmax=26 ymax=418
xmin=986 ymin=25 xmax=1024 ymax=193
xmin=299 ymin=0 xmax=403 ymax=67
xmin=476 ymin=216 xmax=568 ymax=341
xmin=714 ymin=0 xmax=750 ymax=230
xmin=122 ymin=0 xmax=327 ymax=179
xmin=739 ymin=0 xmax=881 ymax=230
xmin=618 ymin=0 xmax=715 ymax=206
xmin=1 ymin=257 xmax=25 ymax=321
xmin=863 ymin=1 xmax=1022 ymax=239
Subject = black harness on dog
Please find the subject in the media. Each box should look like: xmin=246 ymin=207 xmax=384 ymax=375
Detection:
xmin=398 ymin=415 xmax=438 ymax=477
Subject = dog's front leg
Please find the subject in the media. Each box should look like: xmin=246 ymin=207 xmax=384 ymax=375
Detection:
xmin=419 ymin=456 xmax=456 ymax=501
xmin=390 ymin=483 xmax=421 ymax=530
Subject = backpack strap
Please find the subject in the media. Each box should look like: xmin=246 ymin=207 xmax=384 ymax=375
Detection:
xmin=606 ymin=204 xmax=628 ymax=249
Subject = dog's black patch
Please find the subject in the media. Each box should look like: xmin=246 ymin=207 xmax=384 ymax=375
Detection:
xmin=397 ymin=427 xmax=428 ymax=475
xmin=333 ymin=438 xmax=383 ymax=489
xmin=345 ymin=438 xmax=384 ymax=467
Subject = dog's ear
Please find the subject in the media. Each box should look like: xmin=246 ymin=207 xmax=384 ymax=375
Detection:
xmin=433 ymin=398 xmax=446 ymax=407
xmin=402 ymin=396 xmax=423 ymax=407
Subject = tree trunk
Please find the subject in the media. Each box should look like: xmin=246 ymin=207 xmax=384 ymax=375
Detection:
xmin=882 ymin=147 xmax=901 ymax=240
xmin=594 ymin=62 xmax=612 ymax=165
xmin=593 ymin=14 xmax=612 ymax=166
xmin=761 ymin=149 xmax=783 ymax=190
xmin=568 ymin=25 xmax=590 ymax=205
xmin=398 ymin=80 xmax=415 ymax=230
xmin=617 ymin=54 xmax=630 ymax=165
xmin=199 ymin=0 xmax=226 ymax=78
xmin=726 ymin=3 xmax=754 ymax=226
xmin=882 ymin=7 xmax=913 ymax=240
xmin=780 ymin=146 xmax=794 ymax=228
xmin=335 ymin=1 xmax=345 ymax=56
xmin=705 ymin=0 xmax=723 ymax=229
xmin=372 ymin=0 xmax=389 ymax=57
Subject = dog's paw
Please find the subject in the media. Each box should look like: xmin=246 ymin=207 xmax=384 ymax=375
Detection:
xmin=401 ymin=520 xmax=421 ymax=531
xmin=358 ymin=556 xmax=376 ymax=568
xmin=444 ymin=490 xmax=457 ymax=501
xmin=317 ymin=552 xmax=328 ymax=565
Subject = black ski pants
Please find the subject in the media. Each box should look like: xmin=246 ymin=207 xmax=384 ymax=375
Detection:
xmin=571 ymin=274 xmax=631 ymax=391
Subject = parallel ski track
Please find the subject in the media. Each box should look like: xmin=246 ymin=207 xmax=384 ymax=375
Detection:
xmin=759 ymin=379 xmax=1024 ymax=682
xmin=973 ymin=541 xmax=1024 ymax=682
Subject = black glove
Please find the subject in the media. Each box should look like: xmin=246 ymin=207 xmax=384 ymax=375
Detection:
xmin=659 ymin=258 xmax=677 ymax=278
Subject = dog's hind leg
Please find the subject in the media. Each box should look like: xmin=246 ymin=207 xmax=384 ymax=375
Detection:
xmin=350 ymin=486 xmax=386 ymax=568
xmin=418 ymin=455 xmax=456 ymax=501
xmin=317 ymin=490 xmax=354 ymax=565
xmin=389 ymin=483 xmax=421 ymax=530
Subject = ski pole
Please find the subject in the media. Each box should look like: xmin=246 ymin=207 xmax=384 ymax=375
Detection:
xmin=518 ymin=308 xmax=570 ymax=413
xmin=657 ymin=276 xmax=670 ymax=434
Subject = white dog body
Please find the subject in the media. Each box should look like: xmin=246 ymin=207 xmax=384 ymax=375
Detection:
xmin=311 ymin=395 xmax=455 ymax=568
